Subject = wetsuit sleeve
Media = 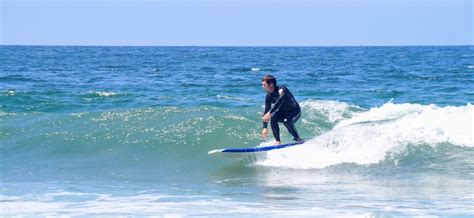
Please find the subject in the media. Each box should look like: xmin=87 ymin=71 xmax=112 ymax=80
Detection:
xmin=268 ymin=86 xmax=288 ymax=116
xmin=263 ymin=94 xmax=271 ymax=128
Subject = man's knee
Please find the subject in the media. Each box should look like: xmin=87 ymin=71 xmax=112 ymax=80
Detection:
xmin=283 ymin=113 xmax=298 ymax=125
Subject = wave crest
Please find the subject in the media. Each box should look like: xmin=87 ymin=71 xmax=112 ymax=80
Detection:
xmin=258 ymin=102 xmax=473 ymax=169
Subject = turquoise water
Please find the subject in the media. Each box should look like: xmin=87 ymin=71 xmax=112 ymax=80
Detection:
xmin=1 ymin=45 xmax=473 ymax=216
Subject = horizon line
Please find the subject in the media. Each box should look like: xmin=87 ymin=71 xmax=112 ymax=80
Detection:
xmin=1 ymin=44 xmax=473 ymax=47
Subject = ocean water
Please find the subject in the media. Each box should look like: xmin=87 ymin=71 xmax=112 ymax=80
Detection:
xmin=0 ymin=45 xmax=473 ymax=216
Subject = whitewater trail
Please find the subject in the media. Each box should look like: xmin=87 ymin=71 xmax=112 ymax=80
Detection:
xmin=257 ymin=101 xmax=473 ymax=169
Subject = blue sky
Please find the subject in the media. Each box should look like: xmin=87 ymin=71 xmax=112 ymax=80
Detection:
xmin=1 ymin=0 xmax=472 ymax=46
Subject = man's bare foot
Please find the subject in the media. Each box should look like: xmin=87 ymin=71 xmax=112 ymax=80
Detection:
xmin=275 ymin=141 xmax=281 ymax=145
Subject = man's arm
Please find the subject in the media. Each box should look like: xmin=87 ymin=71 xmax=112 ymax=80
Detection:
xmin=268 ymin=86 xmax=287 ymax=116
xmin=263 ymin=94 xmax=271 ymax=128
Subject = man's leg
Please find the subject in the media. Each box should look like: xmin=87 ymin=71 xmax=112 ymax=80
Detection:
xmin=270 ymin=114 xmax=281 ymax=143
xmin=283 ymin=110 xmax=302 ymax=142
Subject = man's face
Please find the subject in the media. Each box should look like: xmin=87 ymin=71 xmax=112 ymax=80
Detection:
xmin=262 ymin=81 xmax=273 ymax=93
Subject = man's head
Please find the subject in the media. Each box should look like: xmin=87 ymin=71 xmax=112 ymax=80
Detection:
xmin=261 ymin=75 xmax=277 ymax=93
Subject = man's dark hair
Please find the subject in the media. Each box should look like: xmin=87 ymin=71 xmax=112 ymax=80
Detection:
xmin=262 ymin=75 xmax=277 ymax=86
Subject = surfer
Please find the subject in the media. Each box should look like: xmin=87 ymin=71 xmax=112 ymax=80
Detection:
xmin=261 ymin=75 xmax=304 ymax=145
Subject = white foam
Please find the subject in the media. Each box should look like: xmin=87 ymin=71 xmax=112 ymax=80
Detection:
xmin=95 ymin=91 xmax=118 ymax=97
xmin=5 ymin=89 xmax=15 ymax=96
xmin=251 ymin=67 xmax=260 ymax=72
xmin=0 ymin=109 xmax=15 ymax=117
xmin=257 ymin=102 xmax=473 ymax=169
xmin=85 ymin=91 xmax=119 ymax=97
xmin=335 ymin=101 xmax=430 ymax=129
xmin=0 ymin=193 xmax=357 ymax=216
xmin=467 ymin=65 xmax=474 ymax=69
xmin=300 ymin=99 xmax=359 ymax=123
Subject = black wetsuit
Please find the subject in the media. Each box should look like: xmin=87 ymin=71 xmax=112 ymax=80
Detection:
xmin=263 ymin=85 xmax=301 ymax=142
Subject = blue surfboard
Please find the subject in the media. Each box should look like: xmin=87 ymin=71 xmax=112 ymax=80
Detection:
xmin=208 ymin=141 xmax=304 ymax=158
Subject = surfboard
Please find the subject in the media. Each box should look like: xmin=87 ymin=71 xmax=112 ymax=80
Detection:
xmin=208 ymin=141 xmax=304 ymax=159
